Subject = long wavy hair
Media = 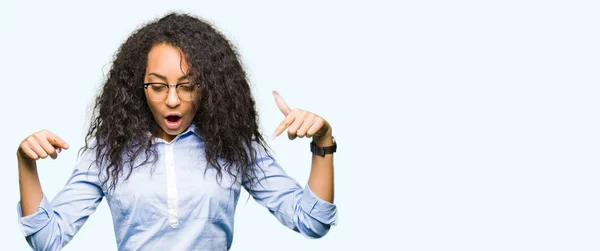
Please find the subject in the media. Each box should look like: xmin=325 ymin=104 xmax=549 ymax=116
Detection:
xmin=82 ymin=12 xmax=268 ymax=192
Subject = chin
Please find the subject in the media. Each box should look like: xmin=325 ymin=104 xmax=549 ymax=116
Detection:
xmin=166 ymin=128 xmax=183 ymax=135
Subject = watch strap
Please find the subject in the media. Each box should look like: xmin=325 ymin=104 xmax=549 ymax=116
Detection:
xmin=310 ymin=137 xmax=337 ymax=156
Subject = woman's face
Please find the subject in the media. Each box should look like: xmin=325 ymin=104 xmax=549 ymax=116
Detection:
xmin=144 ymin=43 xmax=200 ymax=142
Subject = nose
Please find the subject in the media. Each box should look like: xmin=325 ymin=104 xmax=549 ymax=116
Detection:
xmin=165 ymin=87 xmax=180 ymax=108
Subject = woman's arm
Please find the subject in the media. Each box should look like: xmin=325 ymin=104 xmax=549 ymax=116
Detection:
xmin=244 ymin=91 xmax=337 ymax=238
xmin=271 ymin=91 xmax=335 ymax=203
xmin=18 ymin=155 xmax=44 ymax=216
xmin=18 ymin=130 xmax=69 ymax=216
xmin=242 ymin=142 xmax=338 ymax=239
xmin=16 ymin=130 xmax=104 ymax=250
xmin=307 ymin=129 xmax=335 ymax=203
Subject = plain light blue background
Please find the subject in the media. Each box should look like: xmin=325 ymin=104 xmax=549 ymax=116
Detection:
xmin=1 ymin=0 xmax=599 ymax=250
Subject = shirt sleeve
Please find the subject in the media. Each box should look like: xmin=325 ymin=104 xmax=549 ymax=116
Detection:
xmin=243 ymin=142 xmax=338 ymax=238
xmin=16 ymin=149 xmax=104 ymax=250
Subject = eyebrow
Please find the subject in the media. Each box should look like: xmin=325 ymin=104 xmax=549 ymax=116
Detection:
xmin=147 ymin=73 xmax=191 ymax=82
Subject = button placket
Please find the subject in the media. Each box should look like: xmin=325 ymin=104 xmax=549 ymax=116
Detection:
xmin=165 ymin=143 xmax=179 ymax=228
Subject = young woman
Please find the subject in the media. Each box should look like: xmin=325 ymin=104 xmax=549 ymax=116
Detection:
xmin=17 ymin=12 xmax=337 ymax=250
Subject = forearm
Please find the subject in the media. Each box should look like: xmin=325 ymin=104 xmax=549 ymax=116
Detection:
xmin=307 ymin=130 xmax=335 ymax=203
xmin=18 ymin=152 xmax=43 ymax=216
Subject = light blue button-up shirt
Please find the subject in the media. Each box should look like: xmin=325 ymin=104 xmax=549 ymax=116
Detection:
xmin=17 ymin=125 xmax=338 ymax=250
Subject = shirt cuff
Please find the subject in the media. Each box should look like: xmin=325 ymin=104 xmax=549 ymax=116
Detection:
xmin=17 ymin=194 xmax=54 ymax=237
xmin=300 ymin=184 xmax=338 ymax=225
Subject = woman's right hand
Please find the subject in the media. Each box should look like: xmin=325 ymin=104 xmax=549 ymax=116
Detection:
xmin=17 ymin=130 xmax=70 ymax=161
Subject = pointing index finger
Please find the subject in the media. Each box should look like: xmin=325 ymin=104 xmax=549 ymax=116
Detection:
xmin=48 ymin=134 xmax=69 ymax=150
xmin=272 ymin=90 xmax=291 ymax=116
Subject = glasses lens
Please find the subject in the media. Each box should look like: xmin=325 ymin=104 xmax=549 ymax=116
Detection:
xmin=177 ymin=84 xmax=197 ymax=101
xmin=148 ymin=84 xmax=168 ymax=101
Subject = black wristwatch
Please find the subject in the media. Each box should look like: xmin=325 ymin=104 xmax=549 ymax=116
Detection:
xmin=310 ymin=137 xmax=337 ymax=156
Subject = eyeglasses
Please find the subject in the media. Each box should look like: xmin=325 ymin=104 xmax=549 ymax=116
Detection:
xmin=143 ymin=83 xmax=200 ymax=101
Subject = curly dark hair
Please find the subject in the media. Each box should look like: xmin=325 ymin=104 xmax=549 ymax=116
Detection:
xmin=82 ymin=12 xmax=268 ymax=192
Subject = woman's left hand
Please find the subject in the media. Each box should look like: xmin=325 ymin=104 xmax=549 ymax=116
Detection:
xmin=271 ymin=91 xmax=332 ymax=141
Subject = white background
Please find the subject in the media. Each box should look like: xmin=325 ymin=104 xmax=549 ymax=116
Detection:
xmin=0 ymin=1 xmax=598 ymax=250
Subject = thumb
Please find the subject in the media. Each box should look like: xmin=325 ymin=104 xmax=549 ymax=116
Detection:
xmin=273 ymin=90 xmax=291 ymax=116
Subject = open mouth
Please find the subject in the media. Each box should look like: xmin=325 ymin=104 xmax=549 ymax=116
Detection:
xmin=164 ymin=115 xmax=182 ymax=129
xmin=166 ymin=115 xmax=181 ymax=122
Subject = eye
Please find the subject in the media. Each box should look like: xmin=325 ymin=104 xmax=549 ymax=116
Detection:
xmin=178 ymin=83 xmax=194 ymax=92
xmin=150 ymin=84 xmax=168 ymax=92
